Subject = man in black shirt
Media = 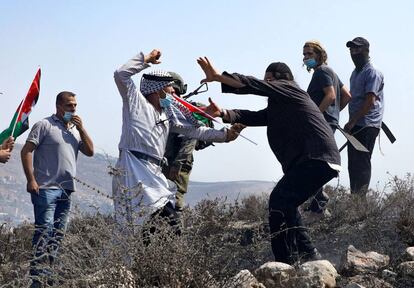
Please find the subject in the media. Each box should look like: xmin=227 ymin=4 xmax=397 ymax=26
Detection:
xmin=197 ymin=57 xmax=340 ymax=264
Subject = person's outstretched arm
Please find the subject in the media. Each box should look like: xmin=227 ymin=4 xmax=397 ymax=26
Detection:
xmin=197 ymin=57 xmax=245 ymax=88
xmin=197 ymin=56 xmax=296 ymax=99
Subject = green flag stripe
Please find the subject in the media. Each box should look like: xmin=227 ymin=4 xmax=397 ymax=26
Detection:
xmin=0 ymin=112 xmax=27 ymax=143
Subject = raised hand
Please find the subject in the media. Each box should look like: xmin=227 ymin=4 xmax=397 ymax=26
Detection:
xmin=144 ymin=49 xmax=162 ymax=65
xmin=197 ymin=57 xmax=221 ymax=84
xmin=71 ymin=115 xmax=84 ymax=131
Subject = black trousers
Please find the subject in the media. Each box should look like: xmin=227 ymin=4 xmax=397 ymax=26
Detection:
xmin=308 ymin=124 xmax=337 ymax=213
xmin=142 ymin=202 xmax=181 ymax=245
xmin=348 ymin=126 xmax=380 ymax=195
xmin=268 ymin=160 xmax=337 ymax=263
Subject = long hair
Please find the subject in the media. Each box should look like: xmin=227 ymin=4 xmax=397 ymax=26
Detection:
xmin=303 ymin=40 xmax=328 ymax=72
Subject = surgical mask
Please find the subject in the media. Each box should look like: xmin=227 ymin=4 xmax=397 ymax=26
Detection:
xmin=304 ymin=58 xmax=318 ymax=69
xmin=63 ymin=111 xmax=74 ymax=123
xmin=159 ymin=94 xmax=174 ymax=108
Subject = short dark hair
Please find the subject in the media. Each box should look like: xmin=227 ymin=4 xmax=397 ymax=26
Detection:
xmin=265 ymin=62 xmax=294 ymax=81
xmin=56 ymin=91 xmax=76 ymax=105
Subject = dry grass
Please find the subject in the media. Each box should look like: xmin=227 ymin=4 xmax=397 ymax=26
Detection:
xmin=1 ymin=175 xmax=414 ymax=287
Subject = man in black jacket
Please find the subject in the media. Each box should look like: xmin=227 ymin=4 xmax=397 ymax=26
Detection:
xmin=197 ymin=57 xmax=341 ymax=264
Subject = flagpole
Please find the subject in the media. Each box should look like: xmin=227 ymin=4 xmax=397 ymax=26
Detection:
xmin=172 ymin=94 xmax=258 ymax=145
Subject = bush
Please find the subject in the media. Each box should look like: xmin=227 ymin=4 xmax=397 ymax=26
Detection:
xmin=1 ymin=175 xmax=414 ymax=287
xmin=0 ymin=196 xmax=272 ymax=287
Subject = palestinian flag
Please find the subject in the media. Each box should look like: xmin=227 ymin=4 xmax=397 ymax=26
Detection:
xmin=172 ymin=94 xmax=217 ymax=123
xmin=0 ymin=68 xmax=41 ymax=143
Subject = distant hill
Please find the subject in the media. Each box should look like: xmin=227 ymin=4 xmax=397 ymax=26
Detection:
xmin=0 ymin=145 xmax=274 ymax=225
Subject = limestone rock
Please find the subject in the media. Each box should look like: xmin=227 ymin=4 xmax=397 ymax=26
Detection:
xmin=294 ymin=260 xmax=338 ymax=288
xmin=405 ymin=247 xmax=414 ymax=260
xmin=381 ymin=269 xmax=397 ymax=280
xmin=340 ymin=245 xmax=390 ymax=275
xmin=254 ymin=261 xmax=295 ymax=288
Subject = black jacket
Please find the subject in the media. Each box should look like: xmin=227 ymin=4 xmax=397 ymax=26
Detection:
xmin=222 ymin=72 xmax=340 ymax=173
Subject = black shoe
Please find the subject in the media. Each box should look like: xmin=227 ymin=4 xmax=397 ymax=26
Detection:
xmin=300 ymin=248 xmax=322 ymax=263
xmin=30 ymin=280 xmax=42 ymax=288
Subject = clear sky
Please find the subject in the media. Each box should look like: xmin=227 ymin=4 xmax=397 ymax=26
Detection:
xmin=1 ymin=0 xmax=412 ymax=190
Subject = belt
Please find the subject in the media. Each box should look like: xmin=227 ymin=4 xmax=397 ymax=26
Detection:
xmin=130 ymin=150 xmax=167 ymax=167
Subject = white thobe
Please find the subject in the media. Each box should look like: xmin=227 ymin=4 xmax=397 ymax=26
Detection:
xmin=112 ymin=52 xmax=228 ymax=224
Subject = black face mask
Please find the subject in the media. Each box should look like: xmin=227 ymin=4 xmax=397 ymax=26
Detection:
xmin=351 ymin=53 xmax=369 ymax=70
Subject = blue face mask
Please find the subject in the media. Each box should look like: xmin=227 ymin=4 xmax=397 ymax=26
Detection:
xmin=159 ymin=94 xmax=174 ymax=108
xmin=304 ymin=58 xmax=318 ymax=69
xmin=63 ymin=111 xmax=74 ymax=123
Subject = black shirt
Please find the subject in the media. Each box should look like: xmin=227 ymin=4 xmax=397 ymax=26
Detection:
xmin=222 ymin=72 xmax=340 ymax=173
xmin=307 ymin=65 xmax=343 ymax=126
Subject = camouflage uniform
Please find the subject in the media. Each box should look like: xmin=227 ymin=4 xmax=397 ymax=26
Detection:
xmin=163 ymin=72 xmax=213 ymax=211
xmin=163 ymin=134 xmax=197 ymax=211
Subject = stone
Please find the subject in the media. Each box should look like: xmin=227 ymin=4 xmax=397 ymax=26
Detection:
xmin=254 ymin=261 xmax=295 ymax=288
xmin=381 ymin=269 xmax=397 ymax=280
xmin=405 ymin=247 xmax=414 ymax=260
xmin=340 ymin=245 xmax=390 ymax=275
xmin=294 ymin=260 xmax=338 ymax=288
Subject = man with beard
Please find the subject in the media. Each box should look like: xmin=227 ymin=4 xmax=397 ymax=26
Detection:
xmin=344 ymin=37 xmax=384 ymax=195
xmin=197 ymin=57 xmax=340 ymax=264
xmin=112 ymin=49 xmax=244 ymax=230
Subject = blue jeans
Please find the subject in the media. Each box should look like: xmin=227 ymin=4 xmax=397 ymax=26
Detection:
xmin=30 ymin=188 xmax=72 ymax=278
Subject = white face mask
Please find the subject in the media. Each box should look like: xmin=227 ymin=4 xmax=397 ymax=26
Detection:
xmin=63 ymin=111 xmax=74 ymax=123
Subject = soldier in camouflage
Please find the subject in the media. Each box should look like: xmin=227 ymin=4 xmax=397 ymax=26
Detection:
xmin=163 ymin=72 xmax=213 ymax=212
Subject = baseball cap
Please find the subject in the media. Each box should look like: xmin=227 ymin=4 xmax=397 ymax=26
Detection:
xmin=346 ymin=37 xmax=370 ymax=48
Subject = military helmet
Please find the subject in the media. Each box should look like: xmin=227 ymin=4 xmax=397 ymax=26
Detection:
xmin=168 ymin=71 xmax=187 ymax=96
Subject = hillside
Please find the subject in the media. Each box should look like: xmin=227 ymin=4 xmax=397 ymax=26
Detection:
xmin=0 ymin=145 xmax=274 ymax=225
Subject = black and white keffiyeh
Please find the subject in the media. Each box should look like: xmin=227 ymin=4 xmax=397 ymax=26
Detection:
xmin=140 ymin=70 xmax=174 ymax=96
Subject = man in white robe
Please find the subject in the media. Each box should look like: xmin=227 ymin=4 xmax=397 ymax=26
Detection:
xmin=113 ymin=49 xmax=243 ymax=226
